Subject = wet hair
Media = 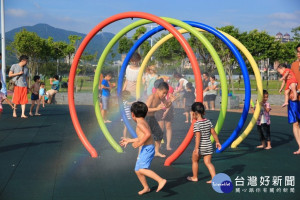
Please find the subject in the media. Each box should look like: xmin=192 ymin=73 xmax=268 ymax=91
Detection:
xmin=210 ymin=75 xmax=216 ymax=80
xmin=19 ymin=55 xmax=29 ymax=62
xmin=130 ymin=52 xmax=141 ymax=62
xmin=131 ymin=101 xmax=148 ymax=118
xmin=278 ymin=63 xmax=287 ymax=69
xmin=186 ymin=82 xmax=193 ymax=89
xmin=53 ymin=75 xmax=59 ymax=80
xmin=296 ymin=43 xmax=300 ymax=50
xmin=33 ymin=75 xmax=40 ymax=82
xmin=40 ymin=82 xmax=45 ymax=86
xmin=122 ymin=90 xmax=131 ymax=99
xmin=157 ymin=81 xmax=169 ymax=91
xmin=104 ymin=71 xmax=112 ymax=77
xmin=191 ymin=102 xmax=205 ymax=116
xmin=154 ymin=78 xmax=164 ymax=89
xmin=263 ymin=90 xmax=268 ymax=95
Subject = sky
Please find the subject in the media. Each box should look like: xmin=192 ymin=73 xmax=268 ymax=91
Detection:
xmin=2 ymin=0 xmax=300 ymax=37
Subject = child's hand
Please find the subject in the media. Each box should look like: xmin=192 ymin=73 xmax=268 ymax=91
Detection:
xmin=120 ymin=138 xmax=129 ymax=148
xmin=157 ymin=103 xmax=165 ymax=110
xmin=216 ymin=143 xmax=221 ymax=150
xmin=279 ymin=89 xmax=282 ymax=93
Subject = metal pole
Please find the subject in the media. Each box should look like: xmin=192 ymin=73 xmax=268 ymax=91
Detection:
xmin=1 ymin=0 xmax=6 ymax=95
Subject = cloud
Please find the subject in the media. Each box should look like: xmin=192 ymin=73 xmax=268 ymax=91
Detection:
xmin=270 ymin=21 xmax=299 ymax=29
xmin=6 ymin=9 xmax=27 ymax=17
xmin=269 ymin=11 xmax=300 ymax=20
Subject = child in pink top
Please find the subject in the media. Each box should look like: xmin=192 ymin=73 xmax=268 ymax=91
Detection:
xmin=0 ymin=82 xmax=15 ymax=115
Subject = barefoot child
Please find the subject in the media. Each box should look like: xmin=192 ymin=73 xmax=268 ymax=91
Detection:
xmin=277 ymin=63 xmax=298 ymax=107
xmin=145 ymin=81 xmax=176 ymax=157
xmin=255 ymin=90 xmax=272 ymax=150
xmin=120 ymin=101 xmax=167 ymax=195
xmin=187 ymin=102 xmax=221 ymax=183
xmin=29 ymin=75 xmax=41 ymax=116
xmin=0 ymin=82 xmax=15 ymax=115
xmin=183 ymin=82 xmax=195 ymax=123
xmin=39 ymin=82 xmax=46 ymax=108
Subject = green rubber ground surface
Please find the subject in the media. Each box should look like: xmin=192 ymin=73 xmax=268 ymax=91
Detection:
xmin=0 ymin=104 xmax=299 ymax=200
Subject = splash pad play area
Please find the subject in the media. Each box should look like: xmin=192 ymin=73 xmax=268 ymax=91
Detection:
xmin=0 ymin=12 xmax=299 ymax=199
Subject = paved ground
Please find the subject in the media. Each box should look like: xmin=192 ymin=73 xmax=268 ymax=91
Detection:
xmin=0 ymin=102 xmax=299 ymax=200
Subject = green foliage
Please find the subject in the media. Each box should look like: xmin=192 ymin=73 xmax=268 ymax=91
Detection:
xmin=117 ymin=36 xmax=133 ymax=54
xmin=292 ymin=26 xmax=300 ymax=42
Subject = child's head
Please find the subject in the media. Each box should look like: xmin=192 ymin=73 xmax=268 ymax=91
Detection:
xmin=277 ymin=63 xmax=287 ymax=73
xmin=33 ymin=75 xmax=40 ymax=82
xmin=40 ymin=82 xmax=45 ymax=88
xmin=263 ymin=90 xmax=269 ymax=102
xmin=191 ymin=102 xmax=205 ymax=118
xmin=131 ymin=101 xmax=148 ymax=119
xmin=186 ymin=82 xmax=194 ymax=90
xmin=156 ymin=82 xmax=169 ymax=100
xmin=53 ymin=75 xmax=59 ymax=80
xmin=173 ymin=72 xmax=183 ymax=80
xmin=147 ymin=65 xmax=157 ymax=74
xmin=130 ymin=52 xmax=141 ymax=64
xmin=104 ymin=72 xmax=112 ymax=80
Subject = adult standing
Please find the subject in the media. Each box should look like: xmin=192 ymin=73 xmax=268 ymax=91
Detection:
xmin=173 ymin=72 xmax=188 ymax=108
xmin=8 ymin=55 xmax=29 ymax=118
xmin=122 ymin=52 xmax=141 ymax=98
xmin=143 ymin=65 xmax=158 ymax=97
xmin=202 ymin=72 xmax=210 ymax=110
xmin=205 ymin=75 xmax=218 ymax=110
xmin=289 ymin=43 xmax=300 ymax=154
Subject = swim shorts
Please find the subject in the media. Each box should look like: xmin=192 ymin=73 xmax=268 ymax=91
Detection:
xmin=135 ymin=144 xmax=155 ymax=171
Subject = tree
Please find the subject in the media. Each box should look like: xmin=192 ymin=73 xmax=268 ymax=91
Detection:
xmin=118 ymin=36 xmax=133 ymax=62
xmin=292 ymin=26 xmax=300 ymax=42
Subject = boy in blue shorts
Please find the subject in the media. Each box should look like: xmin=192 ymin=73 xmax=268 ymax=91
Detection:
xmin=101 ymin=72 xmax=115 ymax=123
xmin=120 ymin=101 xmax=167 ymax=195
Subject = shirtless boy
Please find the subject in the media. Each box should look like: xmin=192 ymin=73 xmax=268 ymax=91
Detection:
xmin=120 ymin=101 xmax=167 ymax=195
xmin=145 ymin=82 xmax=175 ymax=157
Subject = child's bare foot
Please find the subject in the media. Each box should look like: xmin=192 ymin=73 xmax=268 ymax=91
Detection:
xmin=138 ymin=187 xmax=150 ymax=195
xmin=185 ymin=120 xmax=189 ymax=123
xmin=35 ymin=113 xmax=41 ymax=116
xmin=206 ymin=180 xmax=212 ymax=184
xmin=21 ymin=115 xmax=28 ymax=118
xmin=166 ymin=147 xmax=173 ymax=151
xmin=156 ymin=179 xmax=167 ymax=192
xmin=155 ymin=153 xmax=166 ymax=158
xmin=282 ymin=102 xmax=288 ymax=107
xmin=29 ymin=112 xmax=33 ymax=116
xmin=187 ymin=176 xmax=198 ymax=182
xmin=293 ymin=150 xmax=300 ymax=155
xmin=264 ymin=146 xmax=272 ymax=150
xmin=256 ymin=145 xmax=265 ymax=148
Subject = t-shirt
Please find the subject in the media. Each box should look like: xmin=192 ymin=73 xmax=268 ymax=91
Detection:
xmin=183 ymin=90 xmax=195 ymax=107
xmin=101 ymin=79 xmax=110 ymax=97
xmin=179 ymin=78 xmax=188 ymax=90
xmin=51 ymin=80 xmax=60 ymax=91
xmin=206 ymin=81 xmax=218 ymax=95
xmin=9 ymin=64 xmax=29 ymax=87
xmin=0 ymin=92 xmax=6 ymax=109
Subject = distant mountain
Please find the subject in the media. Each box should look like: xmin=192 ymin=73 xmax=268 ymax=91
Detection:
xmin=1 ymin=23 xmax=119 ymax=65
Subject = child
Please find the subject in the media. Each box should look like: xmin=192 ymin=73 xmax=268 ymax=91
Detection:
xmin=187 ymin=102 xmax=221 ymax=183
xmin=183 ymin=82 xmax=195 ymax=123
xmin=255 ymin=90 xmax=272 ymax=150
xmin=277 ymin=63 xmax=298 ymax=107
xmin=46 ymin=75 xmax=60 ymax=104
xmin=120 ymin=101 xmax=167 ymax=195
xmin=101 ymin=72 xmax=115 ymax=123
xmin=0 ymin=82 xmax=15 ymax=115
xmin=39 ymin=82 xmax=46 ymax=108
xmin=29 ymin=75 xmax=41 ymax=116
xmin=121 ymin=90 xmax=134 ymax=138
xmin=145 ymin=82 xmax=176 ymax=157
